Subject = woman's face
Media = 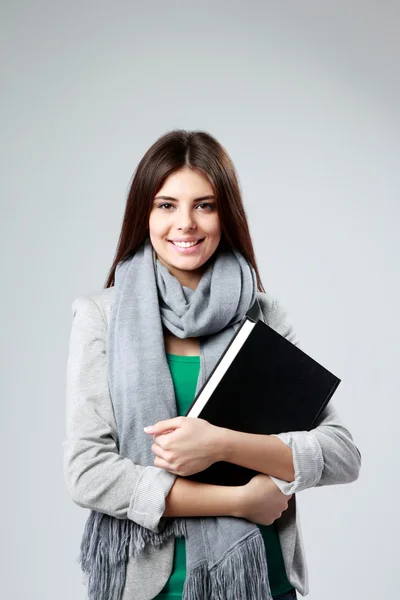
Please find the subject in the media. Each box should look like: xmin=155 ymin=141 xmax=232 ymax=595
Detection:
xmin=149 ymin=167 xmax=221 ymax=289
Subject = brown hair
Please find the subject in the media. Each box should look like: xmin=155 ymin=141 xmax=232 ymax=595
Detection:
xmin=104 ymin=129 xmax=265 ymax=292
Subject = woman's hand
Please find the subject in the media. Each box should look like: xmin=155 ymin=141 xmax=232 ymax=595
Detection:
xmin=235 ymin=473 xmax=292 ymax=526
xmin=144 ymin=416 xmax=223 ymax=477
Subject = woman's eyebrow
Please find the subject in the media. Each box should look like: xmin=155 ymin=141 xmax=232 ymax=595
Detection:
xmin=154 ymin=195 xmax=216 ymax=202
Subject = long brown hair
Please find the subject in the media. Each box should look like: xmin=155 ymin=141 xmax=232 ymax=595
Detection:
xmin=104 ymin=129 xmax=265 ymax=292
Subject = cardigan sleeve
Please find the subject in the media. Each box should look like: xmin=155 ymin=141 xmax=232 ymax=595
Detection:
xmin=257 ymin=292 xmax=362 ymax=495
xmin=62 ymin=296 xmax=177 ymax=533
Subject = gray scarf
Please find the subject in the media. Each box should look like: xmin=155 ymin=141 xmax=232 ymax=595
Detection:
xmin=79 ymin=237 xmax=273 ymax=600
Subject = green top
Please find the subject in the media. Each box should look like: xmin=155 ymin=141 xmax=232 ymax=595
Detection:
xmin=155 ymin=353 xmax=294 ymax=598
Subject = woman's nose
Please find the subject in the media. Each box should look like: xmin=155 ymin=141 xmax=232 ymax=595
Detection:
xmin=177 ymin=210 xmax=196 ymax=230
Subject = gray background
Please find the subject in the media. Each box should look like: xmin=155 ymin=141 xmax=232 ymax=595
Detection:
xmin=1 ymin=1 xmax=398 ymax=598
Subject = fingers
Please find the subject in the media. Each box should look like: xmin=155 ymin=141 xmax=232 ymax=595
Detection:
xmin=144 ymin=417 xmax=183 ymax=435
xmin=151 ymin=443 xmax=170 ymax=461
xmin=153 ymin=456 xmax=173 ymax=471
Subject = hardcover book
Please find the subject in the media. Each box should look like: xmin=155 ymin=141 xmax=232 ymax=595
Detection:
xmin=183 ymin=316 xmax=341 ymax=486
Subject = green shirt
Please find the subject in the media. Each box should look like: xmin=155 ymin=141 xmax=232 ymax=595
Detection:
xmin=155 ymin=353 xmax=294 ymax=598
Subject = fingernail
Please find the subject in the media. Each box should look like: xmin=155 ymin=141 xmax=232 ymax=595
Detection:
xmin=144 ymin=426 xmax=154 ymax=432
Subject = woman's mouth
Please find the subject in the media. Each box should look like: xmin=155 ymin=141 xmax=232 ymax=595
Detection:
xmin=168 ymin=239 xmax=205 ymax=254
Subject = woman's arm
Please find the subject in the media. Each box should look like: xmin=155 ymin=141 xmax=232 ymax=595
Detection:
xmin=63 ymin=296 xmax=178 ymax=533
xmin=163 ymin=477 xmax=242 ymax=518
xmin=217 ymin=429 xmax=295 ymax=482
xmin=163 ymin=474 xmax=292 ymax=528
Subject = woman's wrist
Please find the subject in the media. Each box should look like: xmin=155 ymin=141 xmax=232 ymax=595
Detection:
xmin=214 ymin=426 xmax=231 ymax=462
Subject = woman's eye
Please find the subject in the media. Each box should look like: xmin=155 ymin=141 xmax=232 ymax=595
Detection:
xmin=196 ymin=203 xmax=215 ymax=210
xmin=158 ymin=203 xmax=174 ymax=210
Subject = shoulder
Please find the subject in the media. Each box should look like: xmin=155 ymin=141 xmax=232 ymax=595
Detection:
xmin=71 ymin=287 xmax=115 ymax=330
xmin=256 ymin=290 xmax=300 ymax=346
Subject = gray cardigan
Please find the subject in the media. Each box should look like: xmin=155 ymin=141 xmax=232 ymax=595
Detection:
xmin=63 ymin=287 xmax=361 ymax=599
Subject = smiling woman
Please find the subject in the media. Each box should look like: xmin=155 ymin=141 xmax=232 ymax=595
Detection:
xmin=64 ymin=129 xmax=361 ymax=600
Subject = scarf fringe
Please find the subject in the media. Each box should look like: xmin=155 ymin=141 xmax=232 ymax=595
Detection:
xmin=182 ymin=562 xmax=211 ymax=600
xmin=78 ymin=510 xmax=187 ymax=600
xmin=183 ymin=531 xmax=272 ymax=600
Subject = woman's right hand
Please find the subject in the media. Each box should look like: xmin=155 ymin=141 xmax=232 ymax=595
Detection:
xmin=235 ymin=473 xmax=292 ymax=525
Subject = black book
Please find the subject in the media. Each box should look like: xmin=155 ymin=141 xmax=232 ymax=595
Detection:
xmin=183 ymin=316 xmax=341 ymax=487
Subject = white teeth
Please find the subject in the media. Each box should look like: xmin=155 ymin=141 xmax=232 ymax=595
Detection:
xmin=172 ymin=240 xmax=200 ymax=248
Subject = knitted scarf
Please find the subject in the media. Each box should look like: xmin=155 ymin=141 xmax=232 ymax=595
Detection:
xmin=78 ymin=237 xmax=273 ymax=599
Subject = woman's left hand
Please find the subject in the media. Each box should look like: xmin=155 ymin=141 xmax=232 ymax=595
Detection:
xmin=144 ymin=417 xmax=224 ymax=476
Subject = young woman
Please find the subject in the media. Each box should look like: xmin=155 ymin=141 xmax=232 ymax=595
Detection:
xmin=63 ymin=130 xmax=361 ymax=600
